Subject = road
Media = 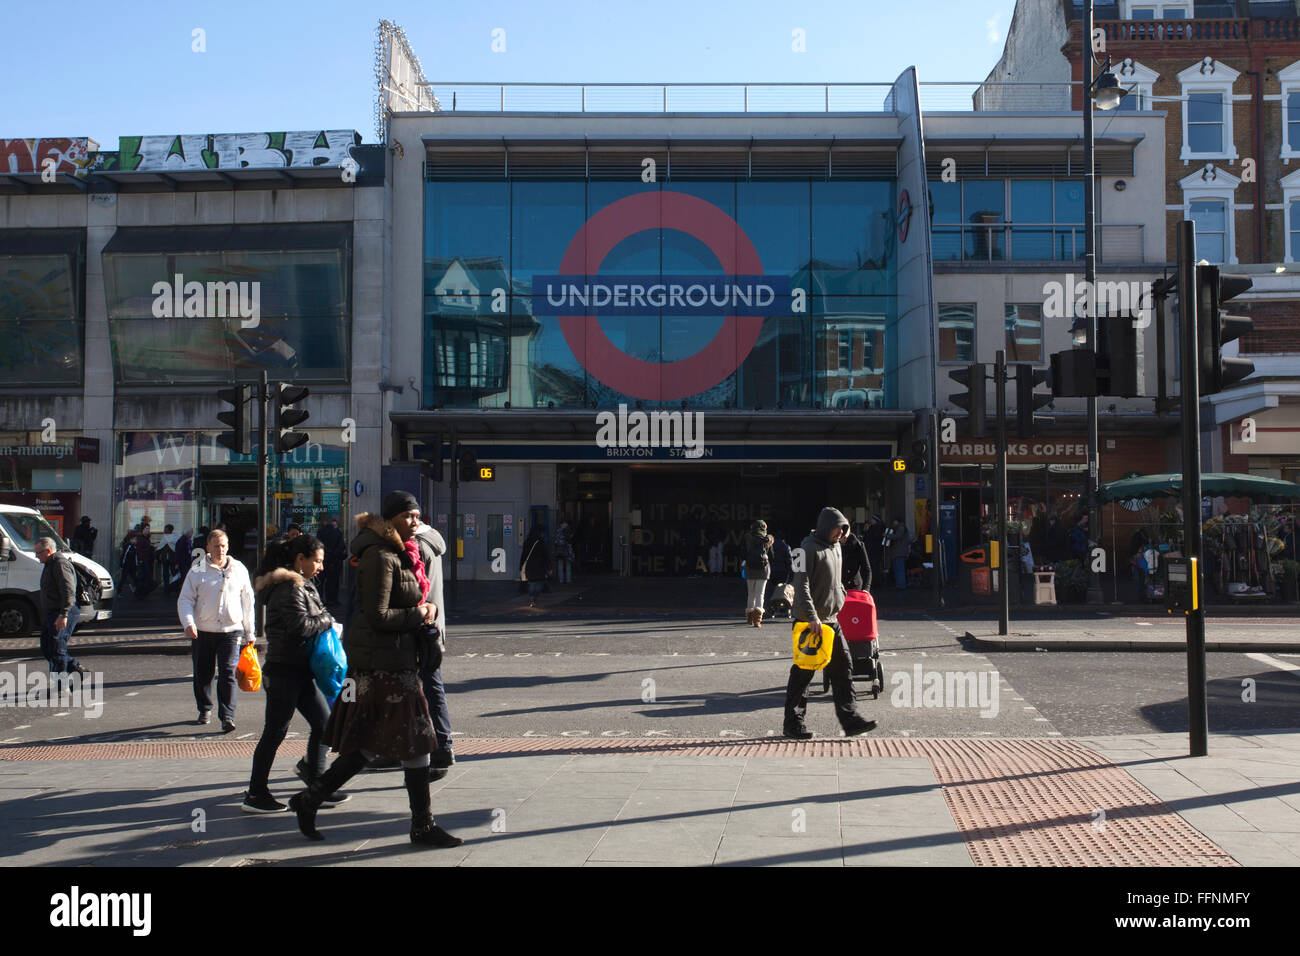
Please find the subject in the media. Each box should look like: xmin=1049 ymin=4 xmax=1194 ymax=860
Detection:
xmin=3 ymin=614 xmax=1299 ymax=744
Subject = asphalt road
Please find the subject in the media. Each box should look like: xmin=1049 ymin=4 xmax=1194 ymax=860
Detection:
xmin=3 ymin=614 xmax=1299 ymax=744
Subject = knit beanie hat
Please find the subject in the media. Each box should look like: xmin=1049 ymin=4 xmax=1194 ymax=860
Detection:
xmin=381 ymin=490 xmax=420 ymax=520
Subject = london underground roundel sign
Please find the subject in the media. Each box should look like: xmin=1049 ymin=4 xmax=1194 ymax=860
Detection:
xmin=547 ymin=191 xmax=778 ymax=402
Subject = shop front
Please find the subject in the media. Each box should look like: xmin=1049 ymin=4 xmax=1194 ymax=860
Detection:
xmin=113 ymin=430 xmax=350 ymax=573
xmin=0 ymin=433 xmax=93 ymax=538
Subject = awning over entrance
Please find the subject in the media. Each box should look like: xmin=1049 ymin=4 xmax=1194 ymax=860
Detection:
xmin=1099 ymin=472 xmax=1300 ymax=504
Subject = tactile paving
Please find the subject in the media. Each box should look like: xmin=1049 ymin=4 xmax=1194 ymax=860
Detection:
xmin=0 ymin=736 xmax=1238 ymax=866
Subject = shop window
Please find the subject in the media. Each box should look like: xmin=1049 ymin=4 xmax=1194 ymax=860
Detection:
xmin=1005 ymin=304 xmax=1044 ymax=364
xmin=938 ymin=305 xmax=975 ymax=363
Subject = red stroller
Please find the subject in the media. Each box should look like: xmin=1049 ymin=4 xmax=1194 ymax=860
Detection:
xmin=837 ymin=589 xmax=884 ymax=699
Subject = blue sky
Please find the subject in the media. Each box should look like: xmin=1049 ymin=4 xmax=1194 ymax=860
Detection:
xmin=6 ymin=0 xmax=1017 ymax=146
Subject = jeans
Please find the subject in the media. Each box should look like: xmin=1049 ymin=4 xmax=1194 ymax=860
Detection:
xmin=193 ymin=629 xmax=243 ymax=722
xmin=556 ymin=558 xmax=572 ymax=584
xmin=420 ymin=646 xmax=453 ymax=755
xmin=784 ymin=620 xmax=860 ymax=728
xmin=248 ymin=663 xmax=330 ymax=795
xmin=893 ymin=557 xmax=906 ymax=589
xmin=40 ymin=605 xmax=82 ymax=674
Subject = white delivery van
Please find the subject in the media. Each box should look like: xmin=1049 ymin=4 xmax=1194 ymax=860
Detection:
xmin=0 ymin=504 xmax=116 ymax=637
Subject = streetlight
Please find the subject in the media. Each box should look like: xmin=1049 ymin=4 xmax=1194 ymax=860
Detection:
xmin=1077 ymin=2 xmax=1127 ymax=604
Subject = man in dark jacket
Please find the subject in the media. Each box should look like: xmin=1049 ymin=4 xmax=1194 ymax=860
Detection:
xmin=70 ymin=517 xmax=97 ymax=559
xmin=317 ymin=515 xmax=347 ymax=606
xmin=782 ymin=508 xmax=877 ymax=739
xmin=864 ymin=516 xmax=886 ymax=585
xmin=36 ymin=538 xmax=85 ymax=678
xmin=841 ymin=526 xmax=872 ymax=593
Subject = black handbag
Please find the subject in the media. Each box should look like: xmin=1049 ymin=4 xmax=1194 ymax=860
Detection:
xmin=415 ymin=622 xmax=442 ymax=670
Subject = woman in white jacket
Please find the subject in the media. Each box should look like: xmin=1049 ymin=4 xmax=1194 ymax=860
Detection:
xmin=176 ymin=529 xmax=256 ymax=732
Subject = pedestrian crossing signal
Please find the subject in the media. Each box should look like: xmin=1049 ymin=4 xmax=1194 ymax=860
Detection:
xmin=891 ymin=457 xmax=907 ymax=472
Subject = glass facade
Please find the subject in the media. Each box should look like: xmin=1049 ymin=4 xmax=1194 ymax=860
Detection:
xmin=0 ymin=246 xmax=84 ymax=387
xmin=930 ymin=179 xmax=1085 ymax=262
xmin=104 ymin=233 xmax=351 ymax=385
xmin=424 ymin=177 xmax=899 ymax=409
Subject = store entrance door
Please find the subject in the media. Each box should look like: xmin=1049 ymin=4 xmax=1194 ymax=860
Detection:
xmin=207 ymin=499 xmax=259 ymax=569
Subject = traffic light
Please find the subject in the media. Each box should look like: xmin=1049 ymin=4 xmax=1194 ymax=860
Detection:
xmin=1014 ymin=365 xmax=1052 ymax=439
xmin=216 ymin=384 xmax=253 ymax=455
xmin=1195 ymin=265 xmax=1255 ymax=395
xmin=909 ymin=439 xmax=929 ymax=474
xmin=415 ymin=434 xmax=444 ymax=483
xmin=948 ymin=364 xmax=987 ymax=438
xmin=458 ymin=447 xmax=478 ymax=482
xmin=1049 ymin=348 xmax=1097 ymax=398
xmin=273 ymin=383 xmax=310 ymax=453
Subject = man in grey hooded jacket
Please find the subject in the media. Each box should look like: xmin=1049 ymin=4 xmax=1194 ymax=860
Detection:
xmin=414 ymin=521 xmax=455 ymax=778
xmin=783 ymin=507 xmax=877 ymax=739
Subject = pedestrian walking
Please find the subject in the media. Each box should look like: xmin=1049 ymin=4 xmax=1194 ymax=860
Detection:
xmin=132 ymin=522 xmax=156 ymax=598
xmin=884 ymin=518 xmax=913 ymax=591
xmin=243 ymin=535 xmax=349 ymax=814
xmin=70 ymin=516 xmax=97 ymax=560
xmin=864 ymin=515 xmax=886 ymax=585
xmin=521 ymin=526 xmax=549 ymax=607
xmin=782 ymin=508 xmax=877 ymax=739
xmin=168 ymin=528 xmax=193 ymax=595
xmin=117 ymin=529 xmax=138 ymax=597
xmin=553 ymin=518 xmax=575 ymax=584
xmin=414 ymin=519 xmax=455 ymax=780
xmin=288 ymin=491 xmax=462 ymax=848
xmin=177 ymin=528 xmax=256 ymax=733
xmin=742 ymin=520 xmax=773 ymax=627
xmin=317 ymin=514 xmax=347 ymax=606
xmin=157 ymin=524 xmax=178 ymax=589
xmin=35 ymin=538 xmax=86 ymax=680
xmin=841 ymin=524 xmax=872 ymax=593
xmin=766 ymin=529 xmax=793 ymax=606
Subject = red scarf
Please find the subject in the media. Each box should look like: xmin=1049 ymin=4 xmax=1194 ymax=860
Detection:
xmin=404 ymin=538 xmax=431 ymax=602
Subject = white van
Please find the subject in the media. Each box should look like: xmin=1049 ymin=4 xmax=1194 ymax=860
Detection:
xmin=0 ymin=504 xmax=116 ymax=637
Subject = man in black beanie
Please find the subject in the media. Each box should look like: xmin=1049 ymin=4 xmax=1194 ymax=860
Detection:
xmin=382 ymin=490 xmax=420 ymax=520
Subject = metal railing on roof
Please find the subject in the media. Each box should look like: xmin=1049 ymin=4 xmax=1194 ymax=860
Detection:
xmin=417 ymin=81 xmax=1083 ymax=115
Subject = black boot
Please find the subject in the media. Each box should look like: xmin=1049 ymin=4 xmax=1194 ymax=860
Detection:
xmin=289 ymin=751 xmax=366 ymax=841
xmin=404 ymin=767 xmax=463 ymax=848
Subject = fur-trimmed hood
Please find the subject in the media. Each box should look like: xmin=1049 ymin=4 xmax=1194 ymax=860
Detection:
xmin=254 ymin=566 xmax=305 ymax=592
xmin=351 ymin=512 xmax=412 ymax=566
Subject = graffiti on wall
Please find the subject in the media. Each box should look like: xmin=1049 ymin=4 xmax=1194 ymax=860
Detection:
xmin=94 ymin=131 xmax=361 ymax=172
xmin=0 ymin=138 xmax=96 ymax=178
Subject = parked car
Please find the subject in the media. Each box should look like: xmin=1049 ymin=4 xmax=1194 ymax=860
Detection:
xmin=0 ymin=504 xmax=116 ymax=637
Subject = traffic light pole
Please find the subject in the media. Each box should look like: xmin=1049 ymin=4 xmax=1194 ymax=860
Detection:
xmin=995 ymin=351 xmax=1009 ymax=636
xmin=257 ymin=371 xmax=269 ymax=591
xmin=931 ymin=409 xmax=943 ymax=608
xmin=1083 ymin=0 xmax=1104 ymax=606
xmin=1177 ymin=221 xmax=1209 ymax=758
xmin=448 ymin=430 xmax=459 ymax=605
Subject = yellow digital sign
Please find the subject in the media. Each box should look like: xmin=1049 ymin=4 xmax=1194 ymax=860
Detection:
xmin=478 ymin=465 xmax=496 ymax=481
xmin=891 ymin=457 xmax=907 ymax=472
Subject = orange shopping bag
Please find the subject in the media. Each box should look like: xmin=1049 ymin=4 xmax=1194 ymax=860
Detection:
xmin=236 ymin=641 xmax=262 ymax=692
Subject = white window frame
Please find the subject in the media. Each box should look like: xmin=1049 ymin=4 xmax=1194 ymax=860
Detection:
xmin=1180 ymin=164 xmax=1241 ymax=266
xmin=1178 ymin=60 xmax=1241 ymax=164
xmin=1279 ymin=60 xmax=1300 ymax=161
xmin=1115 ymin=58 xmax=1159 ymax=112
xmin=1124 ymin=1 xmax=1190 ymax=17
xmin=1279 ymin=168 xmax=1300 ymax=262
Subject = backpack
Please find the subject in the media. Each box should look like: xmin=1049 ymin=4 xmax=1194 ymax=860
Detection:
xmin=745 ymin=534 xmax=769 ymax=572
xmin=72 ymin=559 xmax=102 ymax=608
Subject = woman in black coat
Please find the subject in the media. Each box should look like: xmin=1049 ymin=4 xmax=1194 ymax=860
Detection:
xmin=244 ymin=535 xmax=340 ymax=814
xmin=841 ymin=527 xmax=873 ymax=593
xmin=289 ymin=491 xmax=461 ymax=848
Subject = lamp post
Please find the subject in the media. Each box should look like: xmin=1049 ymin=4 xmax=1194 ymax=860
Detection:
xmin=1077 ymin=1 xmax=1125 ymax=604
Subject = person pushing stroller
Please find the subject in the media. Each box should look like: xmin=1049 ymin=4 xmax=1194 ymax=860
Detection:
xmin=782 ymin=507 xmax=877 ymax=740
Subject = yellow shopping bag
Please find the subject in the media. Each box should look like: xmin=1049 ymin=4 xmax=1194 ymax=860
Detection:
xmin=236 ymin=641 xmax=263 ymax=692
xmin=792 ymin=621 xmax=834 ymax=671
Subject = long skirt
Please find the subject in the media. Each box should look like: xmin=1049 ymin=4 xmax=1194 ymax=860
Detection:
xmin=326 ymin=669 xmax=436 ymax=761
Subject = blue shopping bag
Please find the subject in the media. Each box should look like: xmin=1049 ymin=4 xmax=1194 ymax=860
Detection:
xmin=310 ymin=623 xmax=348 ymax=703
